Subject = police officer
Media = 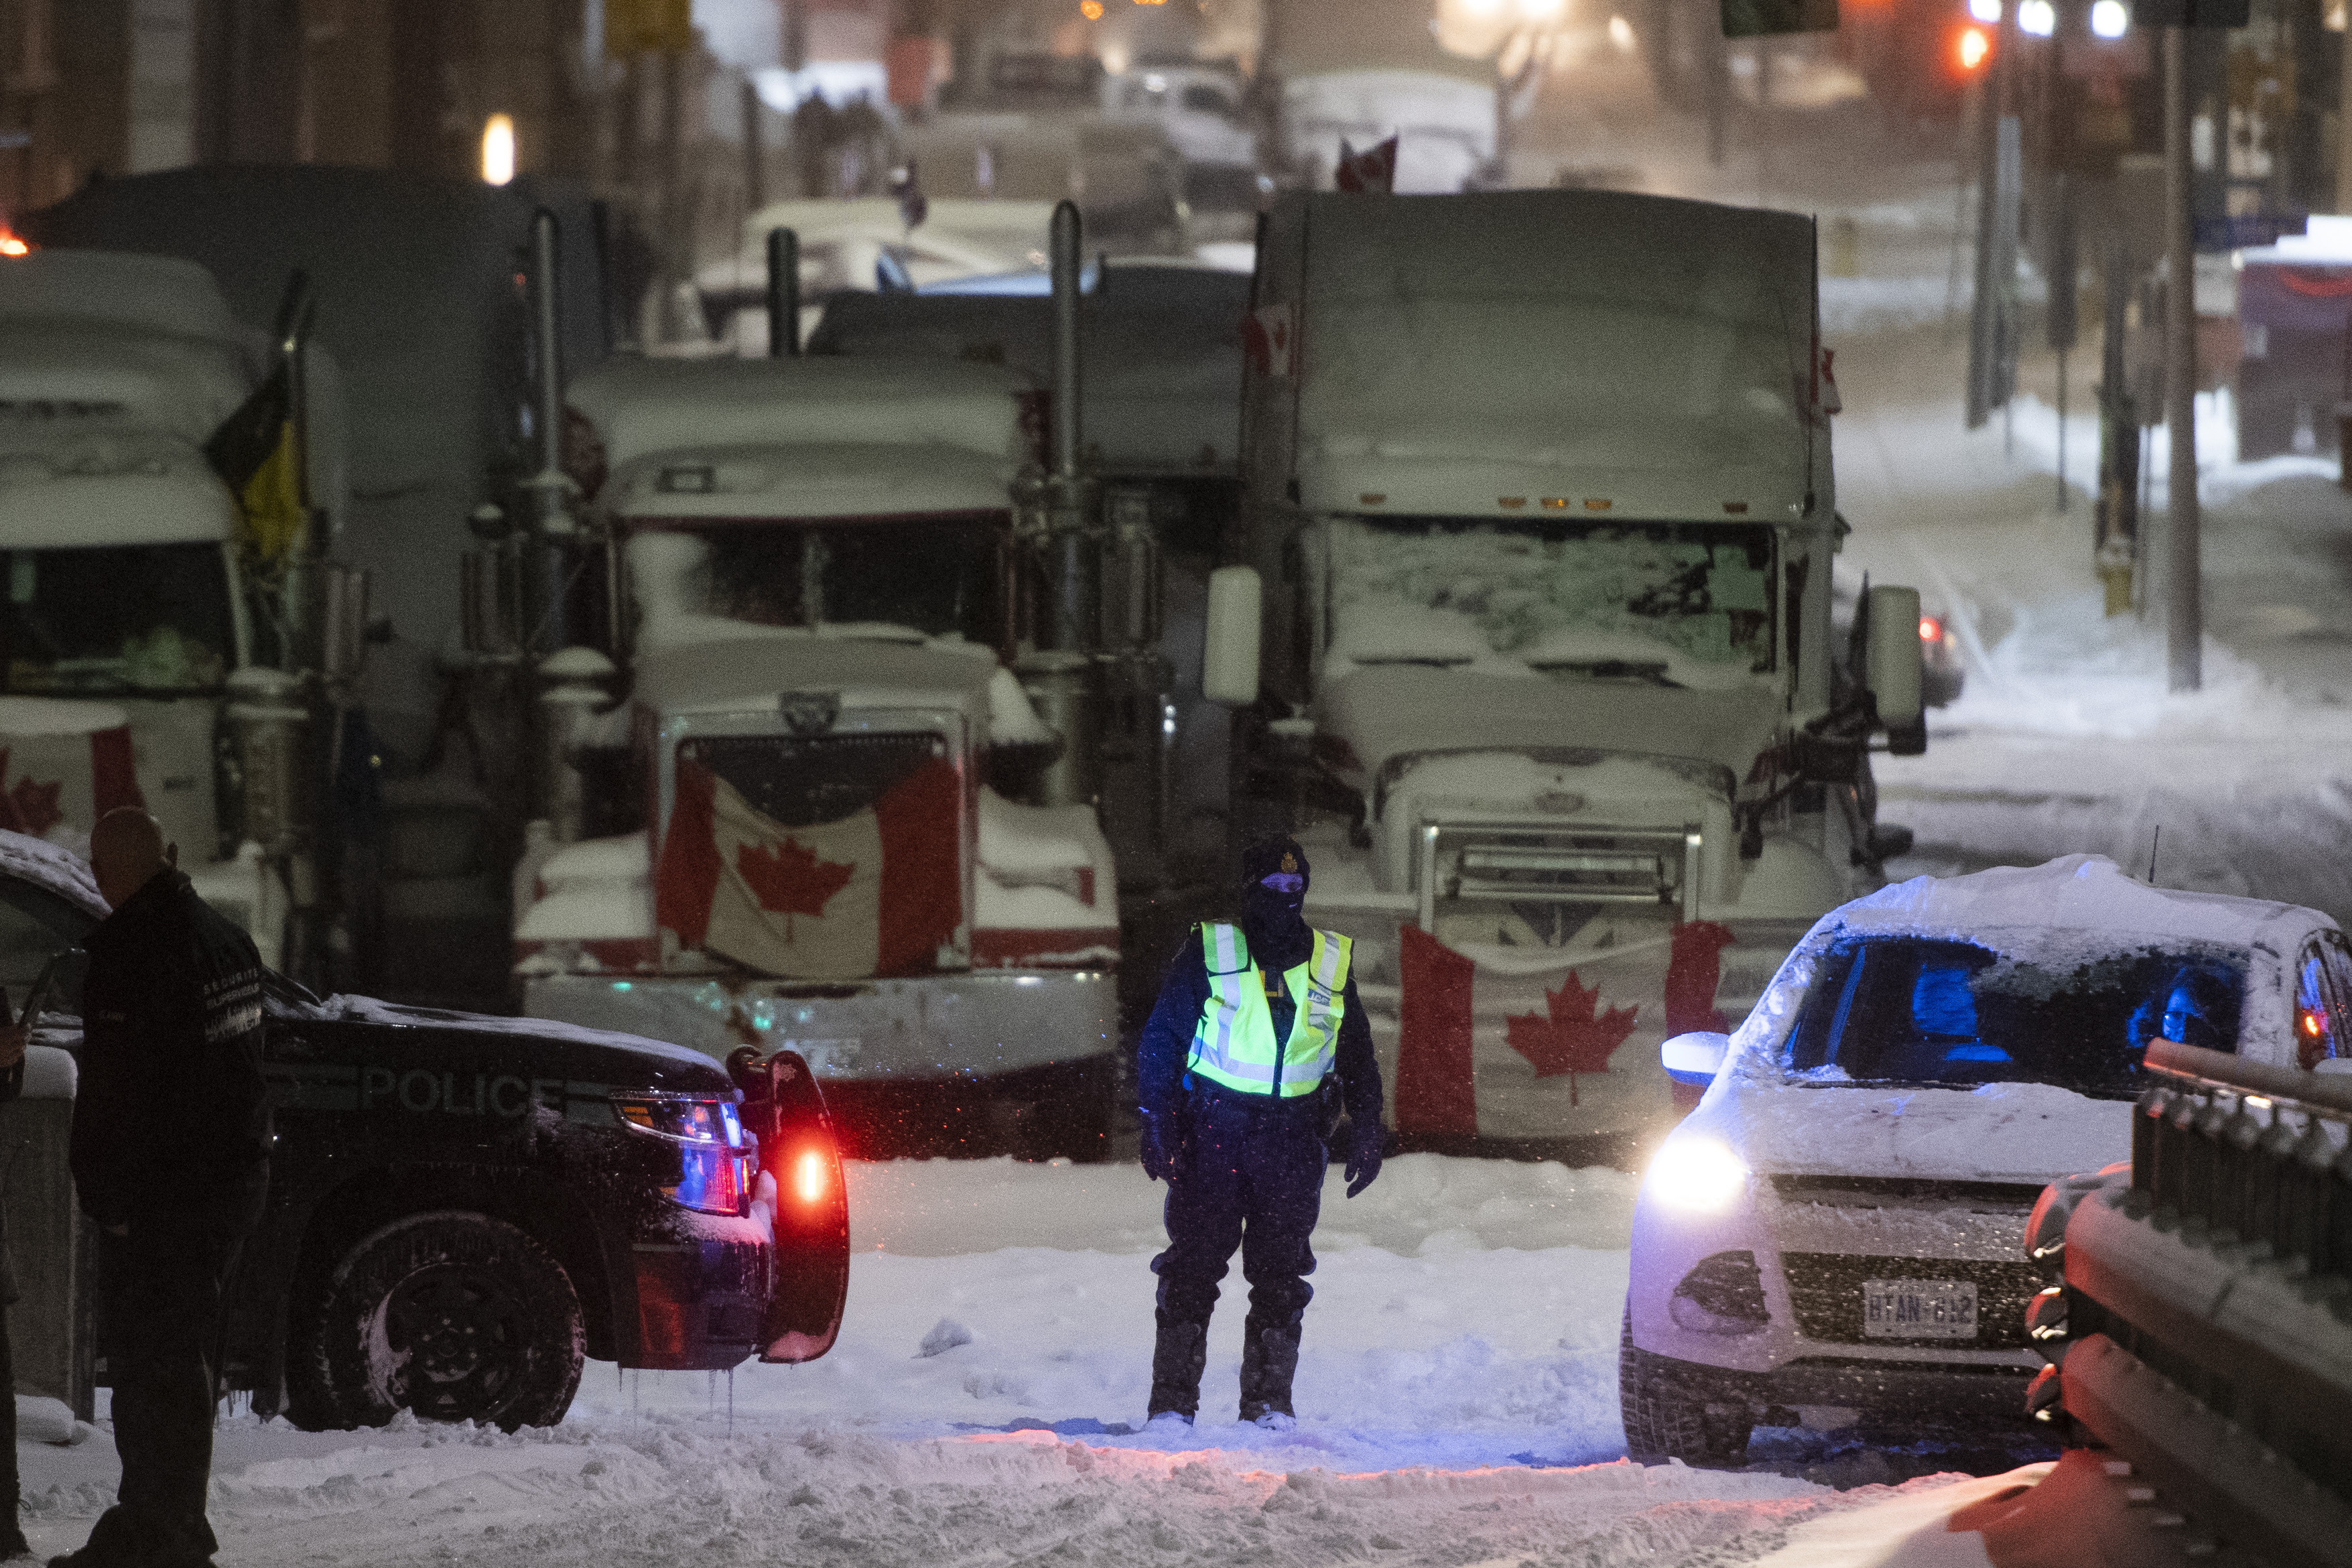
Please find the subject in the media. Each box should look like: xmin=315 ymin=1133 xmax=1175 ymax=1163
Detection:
xmin=52 ymin=809 xmax=269 ymax=1568
xmin=1136 ymin=837 xmax=1384 ymax=1429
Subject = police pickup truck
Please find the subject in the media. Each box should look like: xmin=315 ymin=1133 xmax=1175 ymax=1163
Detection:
xmin=0 ymin=831 xmax=848 ymax=1430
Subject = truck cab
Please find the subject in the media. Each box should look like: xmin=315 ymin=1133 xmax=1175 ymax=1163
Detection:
xmin=0 ymin=248 xmax=348 ymax=968
xmin=513 ymin=356 xmax=1121 ymax=1159
xmin=1223 ymin=189 xmax=1925 ymax=1155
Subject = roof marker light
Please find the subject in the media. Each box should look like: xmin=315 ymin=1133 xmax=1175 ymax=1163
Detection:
xmin=1584 ymin=498 xmax=1612 ymax=511
xmin=1499 ymin=497 xmax=1527 ymax=509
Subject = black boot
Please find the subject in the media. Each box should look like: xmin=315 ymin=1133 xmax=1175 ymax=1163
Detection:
xmin=1238 ymin=1311 xmax=1303 ymax=1425
xmin=1147 ymin=1312 xmax=1209 ymax=1421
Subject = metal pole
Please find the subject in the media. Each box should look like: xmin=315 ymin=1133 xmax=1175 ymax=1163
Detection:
xmin=2164 ymin=25 xmax=2201 ymax=692
xmin=1049 ymin=200 xmax=1084 ymax=482
xmin=742 ymin=76 xmax=767 ymax=216
xmin=2057 ymin=345 xmax=2068 ymax=511
xmin=767 ymin=227 xmax=799 ymax=356
xmin=530 ymin=208 xmax=573 ymax=655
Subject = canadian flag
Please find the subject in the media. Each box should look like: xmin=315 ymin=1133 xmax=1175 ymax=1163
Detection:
xmin=1394 ymin=921 xmax=1734 ymax=1138
xmin=654 ymin=748 xmax=962 ymax=980
xmin=1335 ymin=135 xmax=1399 ymax=194
xmin=1242 ymin=302 xmax=1299 ymax=381
xmin=0 ymin=724 xmax=144 ymax=843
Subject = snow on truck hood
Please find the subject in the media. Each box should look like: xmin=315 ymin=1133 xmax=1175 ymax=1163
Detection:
xmin=632 ymin=636 xmax=996 ymax=726
xmin=1319 ymin=664 xmax=1778 ymax=800
xmin=0 ymin=829 xmax=107 ymax=919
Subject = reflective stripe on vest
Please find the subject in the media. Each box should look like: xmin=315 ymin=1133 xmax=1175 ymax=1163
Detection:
xmin=1187 ymin=921 xmax=1353 ymax=1098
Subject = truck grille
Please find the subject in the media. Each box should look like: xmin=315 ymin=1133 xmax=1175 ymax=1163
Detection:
xmin=683 ymin=732 xmax=950 ymax=827
xmin=1782 ymin=1252 xmax=2044 ymax=1352
xmin=1417 ymin=822 xmax=1700 ymax=925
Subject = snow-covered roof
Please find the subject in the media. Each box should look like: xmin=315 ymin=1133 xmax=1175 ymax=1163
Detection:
xmin=1823 ymin=854 xmax=2328 ymax=954
xmin=2239 ymin=214 xmax=2352 ymax=267
xmin=0 ymin=428 xmax=236 ymax=547
xmin=1319 ymin=665 xmax=1779 ymax=798
xmin=633 ymin=635 xmax=996 ymax=725
xmin=570 ymin=356 xmax=1034 ymax=476
xmin=0 ymin=320 xmax=255 ymax=446
xmin=608 ymin=441 xmax=1014 ymax=521
xmin=0 ymin=830 xmax=108 ymax=920
xmin=1284 ymin=190 xmax=1816 ymax=521
xmin=0 ymin=249 xmax=243 ymax=344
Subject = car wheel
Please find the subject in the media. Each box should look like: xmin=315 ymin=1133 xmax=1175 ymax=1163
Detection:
xmin=1619 ymin=1305 xmax=1754 ymax=1467
xmin=300 ymin=1211 xmax=584 ymax=1432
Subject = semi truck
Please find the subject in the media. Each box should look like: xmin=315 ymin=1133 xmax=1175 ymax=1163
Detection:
xmin=0 ymin=245 xmax=358 ymax=976
xmin=508 ymin=209 xmax=1134 ymax=1160
xmin=1213 ymin=188 xmax=1926 ymax=1161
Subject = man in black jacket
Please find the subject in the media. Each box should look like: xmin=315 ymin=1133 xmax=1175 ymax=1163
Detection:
xmin=1134 ymin=836 xmax=1384 ymax=1429
xmin=52 ymin=810 xmax=269 ymax=1568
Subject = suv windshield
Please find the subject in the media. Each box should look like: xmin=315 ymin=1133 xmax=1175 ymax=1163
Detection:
xmin=3 ymin=543 xmax=235 ymax=696
xmin=629 ymin=519 xmax=1004 ymax=647
xmin=1785 ymin=935 xmax=2247 ymax=1098
xmin=1324 ymin=517 xmax=1776 ymax=685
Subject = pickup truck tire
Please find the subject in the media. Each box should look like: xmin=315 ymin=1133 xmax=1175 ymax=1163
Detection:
xmin=296 ymin=1211 xmax=586 ymax=1433
xmin=1619 ymin=1307 xmax=1753 ymax=1467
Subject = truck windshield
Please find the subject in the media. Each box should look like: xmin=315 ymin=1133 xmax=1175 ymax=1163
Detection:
xmin=629 ymin=518 xmax=1005 ymax=647
xmin=2 ymin=543 xmax=235 ymax=696
xmin=1325 ymin=516 xmax=1775 ymax=685
xmin=1784 ymin=935 xmax=2247 ymax=1098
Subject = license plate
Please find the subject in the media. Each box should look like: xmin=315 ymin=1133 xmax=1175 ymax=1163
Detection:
xmin=1861 ymin=1279 xmax=1978 ymax=1340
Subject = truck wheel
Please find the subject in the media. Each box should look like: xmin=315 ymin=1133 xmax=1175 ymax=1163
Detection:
xmin=301 ymin=1211 xmax=584 ymax=1432
xmin=1619 ymin=1306 xmax=1753 ymax=1467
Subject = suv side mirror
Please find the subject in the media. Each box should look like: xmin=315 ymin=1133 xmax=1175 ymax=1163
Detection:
xmin=1202 ymin=566 xmax=1262 ymax=707
xmin=1661 ymin=1031 xmax=1730 ymax=1089
xmin=1865 ymin=584 xmax=1925 ymax=756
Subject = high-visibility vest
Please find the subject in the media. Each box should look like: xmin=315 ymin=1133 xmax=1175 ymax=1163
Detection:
xmin=1187 ymin=921 xmax=1352 ymax=1098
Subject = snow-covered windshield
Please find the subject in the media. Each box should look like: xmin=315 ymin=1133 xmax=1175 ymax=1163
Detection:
xmin=2 ymin=542 xmax=234 ymax=696
xmin=629 ymin=520 xmax=1005 ymax=649
xmin=1324 ymin=517 xmax=1775 ymax=686
xmin=1785 ymin=935 xmax=2247 ymax=1099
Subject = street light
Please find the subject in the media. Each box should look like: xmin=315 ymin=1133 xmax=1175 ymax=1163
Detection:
xmin=2089 ymin=0 xmax=2129 ymax=33
xmin=480 ymin=114 xmax=517 ymax=186
xmin=2018 ymin=0 xmax=2056 ymax=32
xmin=1957 ymin=24 xmax=1992 ymax=68
xmin=1967 ymin=0 xmax=2003 ymax=23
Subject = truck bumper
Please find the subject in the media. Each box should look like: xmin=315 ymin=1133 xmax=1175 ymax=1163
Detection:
xmin=525 ymin=969 xmax=1120 ymax=1160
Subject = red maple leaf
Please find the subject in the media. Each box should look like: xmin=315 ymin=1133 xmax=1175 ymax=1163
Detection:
xmin=1506 ymin=972 xmax=1638 ymax=1106
xmin=734 ymin=838 xmax=855 ymax=939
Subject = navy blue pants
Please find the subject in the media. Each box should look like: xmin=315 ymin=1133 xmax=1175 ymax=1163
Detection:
xmin=1150 ymin=1090 xmax=1325 ymax=1415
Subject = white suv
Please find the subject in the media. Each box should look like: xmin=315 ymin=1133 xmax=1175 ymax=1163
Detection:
xmin=1621 ymin=855 xmax=2352 ymax=1464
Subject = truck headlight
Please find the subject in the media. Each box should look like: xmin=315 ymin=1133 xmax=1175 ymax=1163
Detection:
xmin=615 ymin=1094 xmax=753 ymax=1217
xmin=1645 ymin=1137 xmax=1749 ymax=1215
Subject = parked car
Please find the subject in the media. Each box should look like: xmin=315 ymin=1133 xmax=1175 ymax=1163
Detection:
xmin=1621 ymin=854 xmax=2352 ymax=1464
xmin=0 ymin=830 xmax=849 ymax=1431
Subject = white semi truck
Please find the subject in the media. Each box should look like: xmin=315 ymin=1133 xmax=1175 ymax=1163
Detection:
xmin=1213 ymin=188 xmax=1926 ymax=1160
xmin=0 ymin=247 xmax=358 ymax=971
xmin=510 ymin=214 xmax=1133 ymax=1158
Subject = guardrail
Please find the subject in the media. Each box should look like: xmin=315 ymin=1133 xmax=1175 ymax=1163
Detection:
xmin=2027 ymin=1039 xmax=2352 ymax=1567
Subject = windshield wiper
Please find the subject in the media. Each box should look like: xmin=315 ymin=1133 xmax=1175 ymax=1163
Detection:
xmin=1528 ymin=659 xmax=1677 ymax=686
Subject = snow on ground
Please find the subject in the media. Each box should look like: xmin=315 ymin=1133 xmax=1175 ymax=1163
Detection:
xmin=11 ymin=1157 xmax=1982 ymax=1567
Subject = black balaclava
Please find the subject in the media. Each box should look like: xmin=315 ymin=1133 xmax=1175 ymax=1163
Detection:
xmin=1240 ymin=836 xmax=1311 ymax=972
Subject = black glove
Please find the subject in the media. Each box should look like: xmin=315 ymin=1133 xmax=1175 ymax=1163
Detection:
xmin=1344 ymin=1120 xmax=1384 ymax=1198
xmin=1140 ymin=1110 xmax=1184 ymax=1183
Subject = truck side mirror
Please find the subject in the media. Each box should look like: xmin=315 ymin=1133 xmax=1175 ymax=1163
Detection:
xmin=1865 ymin=584 xmax=1925 ymax=757
xmin=1202 ymin=566 xmax=1262 ymax=707
xmin=1661 ymin=1031 xmax=1730 ymax=1088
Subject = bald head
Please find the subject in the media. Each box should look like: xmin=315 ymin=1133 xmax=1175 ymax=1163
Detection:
xmin=90 ymin=808 xmax=174 ymax=910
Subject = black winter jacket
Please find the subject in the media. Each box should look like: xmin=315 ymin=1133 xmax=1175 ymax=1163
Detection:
xmin=1136 ymin=921 xmax=1384 ymax=1132
xmin=69 ymin=870 xmax=270 ymax=1227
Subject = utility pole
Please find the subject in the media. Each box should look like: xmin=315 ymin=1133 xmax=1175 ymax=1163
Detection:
xmin=2162 ymin=24 xmax=2200 ymax=692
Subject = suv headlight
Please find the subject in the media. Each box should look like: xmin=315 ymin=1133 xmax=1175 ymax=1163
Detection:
xmin=1645 ymin=1137 xmax=1749 ymax=1214
xmin=614 ymin=1094 xmax=753 ymax=1216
